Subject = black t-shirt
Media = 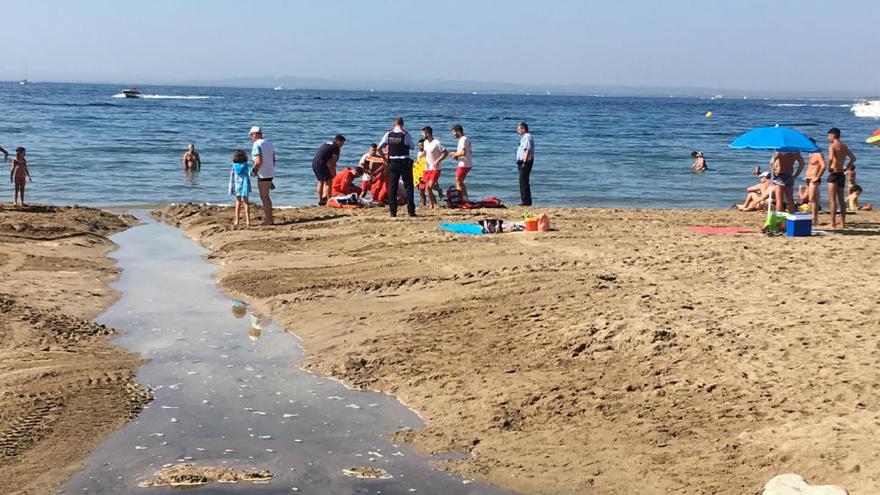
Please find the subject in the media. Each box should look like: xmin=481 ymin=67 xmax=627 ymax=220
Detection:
xmin=313 ymin=142 xmax=340 ymax=167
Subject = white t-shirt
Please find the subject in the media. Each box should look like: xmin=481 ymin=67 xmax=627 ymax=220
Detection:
xmin=456 ymin=136 xmax=473 ymax=168
xmin=423 ymin=139 xmax=446 ymax=171
xmin=251 ymin=138 xmax=276 ymax=179
xmin=358 ymin=152 xmax=372 ymax=181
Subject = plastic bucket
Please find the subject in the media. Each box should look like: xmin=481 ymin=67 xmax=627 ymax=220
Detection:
xmin=524 ymin=218 xmax=538 ymax=232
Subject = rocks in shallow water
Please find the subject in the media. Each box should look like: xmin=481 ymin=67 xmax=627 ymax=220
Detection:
xmin=763 ymin=474 xmax=847 ymax=495
xmin=138 ymin=464 xmax=274 ymax=488
xmin=342 ymin=467 xmax=393 ymax=479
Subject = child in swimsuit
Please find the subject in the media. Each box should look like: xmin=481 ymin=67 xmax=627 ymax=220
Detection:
xmin=228 ymin=149 xmax=252 ymax=227
xmin=10 ymin=147 xmax=31 ymax=207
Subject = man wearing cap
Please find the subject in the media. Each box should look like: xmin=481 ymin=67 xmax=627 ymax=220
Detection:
xmin=249 ymin=126 xmax=276 ymax=226
xmin=377 ymin=117 xmax=416 ymax=217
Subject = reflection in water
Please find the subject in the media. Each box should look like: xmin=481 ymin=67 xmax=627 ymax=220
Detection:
xmin=248 ymin=326 xmax=262 ymax=341
xmin=231 ymin=300 xmax=247 ymax=319
xmin=184 ymin=169 xmax=199 ymax=187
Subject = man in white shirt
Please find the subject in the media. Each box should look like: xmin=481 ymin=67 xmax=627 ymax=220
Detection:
xmin=249 ymin=126 xmax=276 ymax=225
xmin=420 ymin=126 xmax=448 ymax=208
xmin=450 ymin=124 xmax=472 ymax=203
xmin=516 ymin=122 xmax=534 ymax=206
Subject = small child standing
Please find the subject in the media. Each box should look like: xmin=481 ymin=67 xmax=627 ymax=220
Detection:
xmin=10 ymin=147 xmax=31 ymax=207
xmin=228 ymin=149 xmax=252 ymax=227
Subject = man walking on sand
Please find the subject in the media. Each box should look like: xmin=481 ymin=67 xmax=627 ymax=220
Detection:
xmin=826 ymin=127 xmax=857 ymax=229
xmin=421 ymin=126 xmax=448 ymax=208
xmin=249 ymin=126 xmax=276 ymax=226
xmin=769 ymin=151 xmax=804 ymax=213
xmin=450 ymin=125 xmax=473 ymax=204
xmin=312 ymin=135 xmax=346 ymax=205
xmin=378 ymin=117 xmax=416 ymax=217
xmin=516 ymin=122 xmax=534 ymax=206
xmin=805 ymin=138 xmax=827 ymax=225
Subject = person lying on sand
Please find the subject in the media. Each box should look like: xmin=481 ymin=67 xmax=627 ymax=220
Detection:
xmin=736 ymin=172 xmax=771 ymax=211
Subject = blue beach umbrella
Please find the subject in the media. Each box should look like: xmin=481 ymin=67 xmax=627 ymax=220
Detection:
xmin=729 ymin=125 xmax=819 ymax=220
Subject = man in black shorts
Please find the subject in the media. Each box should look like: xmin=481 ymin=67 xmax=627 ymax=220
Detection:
xmin=377 ymin=117 xmax=416 ymax=217
xmin=312 ymin=135 xmax=346 ymax=205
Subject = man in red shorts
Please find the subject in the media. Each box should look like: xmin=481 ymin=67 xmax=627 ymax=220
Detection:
xmin=450 ymin=124 xmax=472 ymax=203
xmin=421 ymin=126 xmax=448 ymax=208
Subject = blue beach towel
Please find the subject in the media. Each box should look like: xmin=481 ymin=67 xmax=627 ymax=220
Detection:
xmin=439 ymin=223 xmax=485 ymax=235
xmin=229 ymin=162 xmax=252 ymax=198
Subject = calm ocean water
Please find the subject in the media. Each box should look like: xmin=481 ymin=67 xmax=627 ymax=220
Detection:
xmin=0 ymin=82 xmax=875 ymax=208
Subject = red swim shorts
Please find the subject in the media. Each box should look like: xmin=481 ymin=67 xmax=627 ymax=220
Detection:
xmin=423 ymin=169 xmax=441 ymax=185
xmin=455 ymin=167 xmax=471 ymax=181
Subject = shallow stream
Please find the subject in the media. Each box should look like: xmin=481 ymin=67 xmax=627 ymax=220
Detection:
xmin=61 ymin=212 xmax=512 ymax=494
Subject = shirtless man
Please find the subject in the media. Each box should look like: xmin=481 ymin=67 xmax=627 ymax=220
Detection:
xmin=182 ymin=144 xmax=201 ymax=171
xmin=826 ymin=127 xmax=857 ymax=229
xmin=804 ymin=138 xmax=827 ymax=224
xmin=769 ymin=151 xmax=805 ymax=213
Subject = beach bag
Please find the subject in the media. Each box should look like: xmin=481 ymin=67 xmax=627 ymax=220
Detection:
xmin=479 ymin=219 xmax=504 ymax=234
xmin=537 ymin=213 xmax=550 ymax=232
xmin=446 ymin=187 xmax=463 ymax=208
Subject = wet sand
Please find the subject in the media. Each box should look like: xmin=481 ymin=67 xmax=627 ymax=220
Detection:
xmin=0 ymin=205 xmax=150 ymax=495
xmin=157 ymin=204 xmax=880 ymax=495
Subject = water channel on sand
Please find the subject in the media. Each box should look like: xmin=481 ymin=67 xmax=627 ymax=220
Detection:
xmin=61 ymin=212 xmax=513 ymax=494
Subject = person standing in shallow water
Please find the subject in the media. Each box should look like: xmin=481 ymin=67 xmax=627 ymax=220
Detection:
xmin=249 ymin=126 xmax=276 ymax=226
xmin=516 ymin=122 xmax=534 ymax=206
xmin=377 ymin=117 xmax=416 ymax=217
xmin=182 ymin=144 xmax=201 ymax=171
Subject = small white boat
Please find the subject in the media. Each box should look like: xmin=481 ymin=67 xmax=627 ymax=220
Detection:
xmin=121 ymin=87 xmax=143 ymax=98
xmin=851 ymin=100 xmax=880 ymax=118
xmin=273 ymin=86 xmax=284 ymax=91
xmin=19 ymin=80 xmax=28 ymax=86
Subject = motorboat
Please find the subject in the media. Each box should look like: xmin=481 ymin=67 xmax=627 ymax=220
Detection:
xmin=273 ymin=85 xmax=284 ymax=91
xmin=121 ymin=87 xmax=143 ymax=98
xmin=851 ymin=100 xmax=880 ymax=118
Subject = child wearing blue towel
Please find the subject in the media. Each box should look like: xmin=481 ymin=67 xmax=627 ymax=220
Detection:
xmin=229 ymin=149 xmax=251 ymax=227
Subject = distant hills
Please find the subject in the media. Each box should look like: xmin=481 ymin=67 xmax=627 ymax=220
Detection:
xmin=173 ymin=76 xmax=865 ymax=100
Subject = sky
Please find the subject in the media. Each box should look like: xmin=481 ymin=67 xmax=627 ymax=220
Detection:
xmin=1 ymin=0 xmax=877 ymax=94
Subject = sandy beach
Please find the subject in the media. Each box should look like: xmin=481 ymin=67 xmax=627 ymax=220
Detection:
xmin=0 ymin=205 xmax=150 ymax=495
xmin=155 ymin=204 xmax=880 ymax=495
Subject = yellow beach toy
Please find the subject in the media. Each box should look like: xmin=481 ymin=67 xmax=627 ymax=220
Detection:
xmin=412 ymin=156 xmax=426 ymax=186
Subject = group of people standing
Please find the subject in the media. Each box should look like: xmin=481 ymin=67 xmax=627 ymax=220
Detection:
xmin=219 ymin=118 xmax=534 ymax=227
xmin=736 ymin=127 xmax=860 ymax=229
xmin=309 ymin=117 xmax=535 ymax=217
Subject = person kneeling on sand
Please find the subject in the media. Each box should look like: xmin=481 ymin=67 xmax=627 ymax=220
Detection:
xmin=229 ymin=149 xmax=252 ymax=227
xmin=736 ymin=172 xmax=771 ymax=211
xmin=331 ymin=166 xmax=364 ymax=197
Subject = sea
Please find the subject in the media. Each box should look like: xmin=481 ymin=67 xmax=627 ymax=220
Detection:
xmin=1 ymin=82 xmax=876 ymax=208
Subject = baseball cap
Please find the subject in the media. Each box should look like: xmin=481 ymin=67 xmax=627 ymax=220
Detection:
xmin=249 ymin=126 xmax=262 ymax=135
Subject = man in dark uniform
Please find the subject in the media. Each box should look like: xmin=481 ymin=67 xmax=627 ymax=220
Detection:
xmin=377 ymin=117 xmax=416 ymax=217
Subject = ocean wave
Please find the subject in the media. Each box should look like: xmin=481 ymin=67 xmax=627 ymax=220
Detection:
xmin=112 ymin=94 xmax=220 ymax=100
xmin=769 ymin=103 xmax=850 ymax=108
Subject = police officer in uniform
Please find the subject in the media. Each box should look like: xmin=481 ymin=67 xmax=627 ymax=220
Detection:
xmin=377 ymin=117 xmax=416 ymax=217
